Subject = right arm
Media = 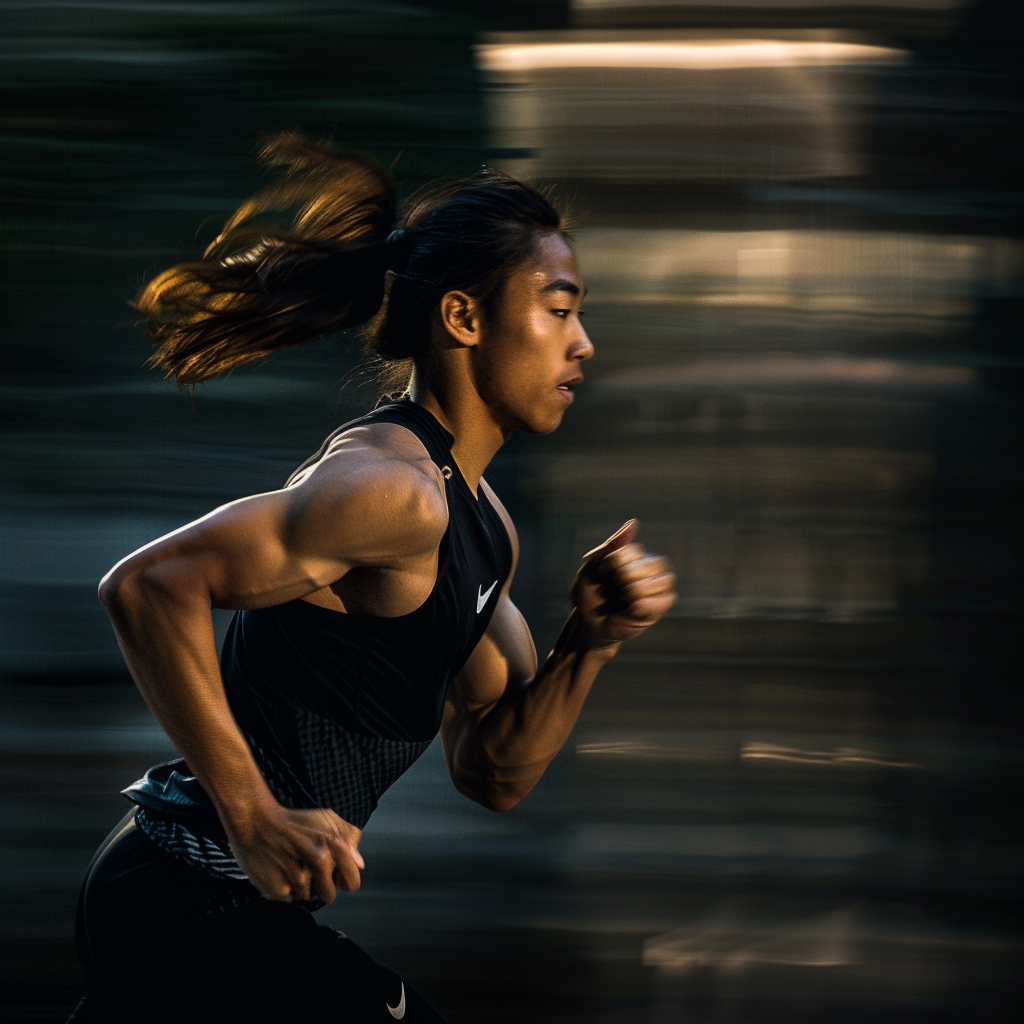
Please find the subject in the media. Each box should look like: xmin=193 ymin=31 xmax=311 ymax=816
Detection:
xmin=99 ymin=427 xmax=446 ymax=903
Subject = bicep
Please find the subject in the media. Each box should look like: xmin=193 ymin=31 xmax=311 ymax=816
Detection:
xmin=445 ymin=595 xmax=538 ymax=721
xmin=105 ymin=487 xmax=352 ymax=611
xmin=440 ymin=595 xmax=536 ymax=795
xmin=104 ymin=450 xmax=446 ymax=611
xmin=443 ymin=478 xmax=535 ymax=717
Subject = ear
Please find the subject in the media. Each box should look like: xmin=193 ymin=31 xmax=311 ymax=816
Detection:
xmin=438 ymin=289 xmax=481 ymax=349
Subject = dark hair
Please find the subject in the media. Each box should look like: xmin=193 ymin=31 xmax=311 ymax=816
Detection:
xmin=135 ymin=132 xmax=567 ymax=388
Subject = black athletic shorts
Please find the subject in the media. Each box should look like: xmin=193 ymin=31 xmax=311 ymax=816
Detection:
xmin=68 ymin=810 xmax=447 ymax=1023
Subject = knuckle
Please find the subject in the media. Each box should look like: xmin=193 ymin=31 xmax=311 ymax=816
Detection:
xmin=615 ymin=567 xmax=638 ymax=587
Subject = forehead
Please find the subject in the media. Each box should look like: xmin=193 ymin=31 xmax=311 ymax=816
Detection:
xmin=518 ymin=232 xmax=582 ymax=293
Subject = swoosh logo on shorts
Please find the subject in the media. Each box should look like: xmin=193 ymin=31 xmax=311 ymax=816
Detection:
xmin=477 ymin=580 xmax=498 ymax=614
xmin=387 ymin=981 xmax=406 ymax=1019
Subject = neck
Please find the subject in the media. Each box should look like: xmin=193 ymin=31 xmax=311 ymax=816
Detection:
xmin=407 ymin=359 xmax=507 ymax=497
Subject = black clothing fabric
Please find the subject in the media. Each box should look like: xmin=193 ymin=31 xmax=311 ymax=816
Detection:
xmin=71 ymin=400 xmax=511 ymax=1021
xmin=68 ymin=810 xmax=448 ymax=1024
xmin=122 ymin=399 xmax=513 ymax=876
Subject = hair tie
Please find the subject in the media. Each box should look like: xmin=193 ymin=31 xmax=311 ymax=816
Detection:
xmin=384 ymin=227 xmax=410 ymax=270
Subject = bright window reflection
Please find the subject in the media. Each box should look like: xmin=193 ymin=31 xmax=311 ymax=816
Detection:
xmin=476 ymin=40 xmax=907 ymax=72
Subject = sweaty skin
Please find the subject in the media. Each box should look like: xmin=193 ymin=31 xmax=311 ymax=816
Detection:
xmin=99 ymin=233 xmax=677 ymax=905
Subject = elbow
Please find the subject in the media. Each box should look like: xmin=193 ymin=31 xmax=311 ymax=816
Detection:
xmin=455 ymin=776 xmax=529 ymax=813
xmin=98 ymin=557 xmax=174 ymax=614
xmin=481 ymin=790 xmax=525 ymax=813
xmin=444 ymin=741 xmax=539 ymax=812
xmin=98 ymin=563 xmax=133 ymax=611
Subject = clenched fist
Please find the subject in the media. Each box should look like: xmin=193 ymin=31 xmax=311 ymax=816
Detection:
xmin=226 ymin=801 xmax=364 ymax=904
xmin=572 ymin=520 xmax=676 ymax=648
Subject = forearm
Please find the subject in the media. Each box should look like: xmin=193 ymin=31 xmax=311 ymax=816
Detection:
xmin=449 ymin=610 xmax=617 ymax=808
xmin=101 ymin=565 xmax=276 ymax=836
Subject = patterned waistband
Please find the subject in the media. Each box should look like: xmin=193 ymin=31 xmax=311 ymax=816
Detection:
xmin=134 ymin=806 xmax=250 ymax=882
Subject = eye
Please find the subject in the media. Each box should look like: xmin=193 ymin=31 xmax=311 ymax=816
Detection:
xmin=552 ymin=308 xmax=571 ymax=319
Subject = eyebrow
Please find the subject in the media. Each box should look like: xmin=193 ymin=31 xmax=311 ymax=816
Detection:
xmin=541 ymin=278 xmax=588 ymax=297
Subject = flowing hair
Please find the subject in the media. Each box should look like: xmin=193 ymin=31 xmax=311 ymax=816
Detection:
xmin=135 ymin=133 xmax=567 ymax=389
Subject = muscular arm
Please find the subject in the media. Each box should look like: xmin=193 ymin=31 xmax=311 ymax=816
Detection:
xmin=98 ymin=425 xmax=447 ymax=900
xmin=441 ymin=516 xmax=677 ymax=812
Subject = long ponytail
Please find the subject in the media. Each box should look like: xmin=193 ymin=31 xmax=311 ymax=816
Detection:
xmin=136 ymin=133 xmax=567 ymax=387
xmin=136 ymin=133 xmax=395 ymax=385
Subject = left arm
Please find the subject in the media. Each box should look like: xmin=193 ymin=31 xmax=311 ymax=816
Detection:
xmin=440 ymin=517 xmax=676 ymax=811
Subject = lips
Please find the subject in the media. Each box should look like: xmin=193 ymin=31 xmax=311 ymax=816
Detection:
xmin=556 ymin=376 xmax=582 ymax=404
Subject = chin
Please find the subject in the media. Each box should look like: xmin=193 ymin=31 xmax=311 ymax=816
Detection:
xmin=491 ymin=392 xmax=567 ymax=435
xmin=504 ymin=412 xmax=563 ymax=436
xmin=528 ymin=409 xmax=566 ymax=435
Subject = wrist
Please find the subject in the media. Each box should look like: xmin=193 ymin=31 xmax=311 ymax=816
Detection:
xmin=583 ymin=640 xmax=621 ymax=664
xmin=205 ymin=768 xmax=281 ymax=841
xmin=564 ymin=609 xmax=621 ymax=661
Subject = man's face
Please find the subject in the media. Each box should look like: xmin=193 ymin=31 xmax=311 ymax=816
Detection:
xmin=471 ymin=232 xmax=592 ymax=435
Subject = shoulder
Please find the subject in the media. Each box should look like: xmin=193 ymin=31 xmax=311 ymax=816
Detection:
xmin=285 ymin=421 xmax=448 ymax=563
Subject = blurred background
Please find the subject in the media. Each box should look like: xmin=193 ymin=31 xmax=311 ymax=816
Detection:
xmin=1 ymin=1 xmax=1021 ymax=1021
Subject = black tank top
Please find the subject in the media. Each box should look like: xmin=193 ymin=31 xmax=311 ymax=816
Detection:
xmin=124 ymin=400 xmax=514 ymax=878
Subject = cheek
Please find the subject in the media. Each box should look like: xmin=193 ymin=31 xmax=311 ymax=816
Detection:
xmin=484 ymin=314 xmax=551 ymax=384
xmin=511 ymin=309 xmax=562 ymax=375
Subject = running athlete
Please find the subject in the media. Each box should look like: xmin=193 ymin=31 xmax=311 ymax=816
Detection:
xmin=69 ymin=134 xmax=677 ymax=1023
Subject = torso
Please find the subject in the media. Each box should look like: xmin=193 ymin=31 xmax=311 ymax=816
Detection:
xmin=125 ymin=399 xmax=516 ymax=853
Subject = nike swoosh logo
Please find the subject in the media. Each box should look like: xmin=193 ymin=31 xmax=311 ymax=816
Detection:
xmin=387 ymin=982 xmax=406 ymax=1019
xmin=476 ymin=580 xmax=498 ymax=614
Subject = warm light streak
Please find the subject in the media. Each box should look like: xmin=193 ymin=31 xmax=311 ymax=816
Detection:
xmin=576 ymin=740 xmax=721 ymax=761
xmin=742 ymin=742 xmax=920 ymax=769
xmin=477 ymin=40 xmax=907 ymax=73
xmin=577 ymin=739 xmax=922 ymax=769
xmin=606 ymin=356 xmax=977 ymax=390
xmin=574 ymin=0 xmax=963 ymax=10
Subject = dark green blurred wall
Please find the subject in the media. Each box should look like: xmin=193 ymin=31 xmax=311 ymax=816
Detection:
xmin=1 ymin=3 xmax=1020 ymax=1023
xmin=0 ymin=0 xmax=565 ymax=675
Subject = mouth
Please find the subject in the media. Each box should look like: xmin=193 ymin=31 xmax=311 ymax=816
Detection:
xmin=556 ymin=375 xmax=583 ymax=400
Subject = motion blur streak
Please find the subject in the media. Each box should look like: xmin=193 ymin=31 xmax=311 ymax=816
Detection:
xmin=578 ymin=0 xmax=965 ymax=8
xmin=476 ymin=40 xmax=908 ymax=71
xmin=1 ymin=0 xmax=1021 ymax=1022
xmin=739 ymin=742 xmax=921 ymax=769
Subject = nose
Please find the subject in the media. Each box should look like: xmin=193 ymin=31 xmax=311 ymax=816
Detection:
xmin=571 ymin=321 xmax=595 ymax=362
